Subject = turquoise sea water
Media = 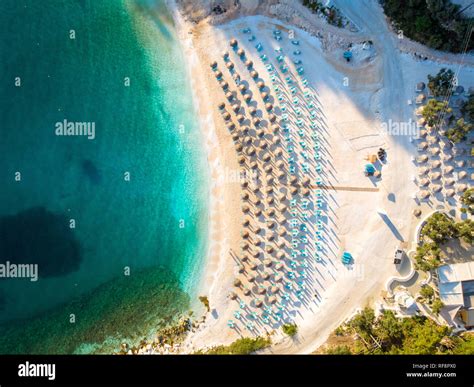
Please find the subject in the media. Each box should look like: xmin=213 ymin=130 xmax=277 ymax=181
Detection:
xmin=0 ymin=0 xmax=208 ymax=353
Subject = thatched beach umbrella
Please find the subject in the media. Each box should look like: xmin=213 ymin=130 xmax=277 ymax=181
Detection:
xmin=457 ymin=184 xmax=467 ymax=193
xmin=220 ymin=81 xmax=229 ymax=90
xmin=263 ymin=153 xmax=271 ymax=162
xmin=444 ymin=166 xmax=454 ymax=174
xmin=264 ymin=165 xmax=273 ymax=174
xmin=241 ymin=125 xmax=250 ymax=134
xmin=265 ymin=186 xmax=274 ymax=194
xmin=262 ymin=271 xmax=270 ymax=280
xmin=419 ymin=178 xmax=429 ymax=187
xmin=255 ymin=208 xmax=262 ymax=217
xmin=242 ymin=218 xmax=250 ymax=227
xmin=237 ymin=48 xmax=245 ymax=57
xmin=257 ymin=81 xmax=265 ymax=89
xmin=255 ymin=299 xmax=263 ymax=308
xmin=417 ymin=155 xmax=428 ymax=163
xmin=223 ymin=111 xmax=231 ymax=121
xmin=430 ymin=172 xmax=441 ymax=181
xmin=245 ymin=59 xmax=253 ymax=68
xmin=230 ymin=38 xmax=238 ymax=47
xmin=238 ymin=84 xmax=247 ymax=93
xmin=218 ymin=101 xmax=225 ymax=110
xmin=242 ymin=204 xmax=250 ymax=213
xmin=231 ymin=103 xmax=240 ymax=113
xmin=225 ymin=91 xmax=233 ymax=101
xmin=250 ymin=262 xmax=258 ymax=271
xmin=210 ymin=60 xmax=218 ymax=69
xmin=238 ymin=155 xmax=246 ymax=165
xmin=261 ymin=91 xmax=268 ymax=100
xmin=419 ymin=190 xmax=430 ymax=199
xmin=267 ymin=220 xmax=276 ymax=229
xmin=432 ymin=185 xmax=442 ymax=193
xmin=276 ymin=160 xmax=285 ymax=169
xmin=418 ymin=167 xmax=429 ymax=176
xmin=253 ymin=117 xmax=261 ymax=126
xmin=302 ymin=177 xmax=311 ymax=187
xmin=445 ymin=178 xmax=455 ymax=186
xmin=302 ymin=188 xmax=310 ymax=196
xmin=268 ymin=296 xmax=277 ymax=304
xmin=249 ymin=106 xmax=257 ymax=116
xmin=226 ymin=61 xmax=234 ymax=70
xmin=274 ymin=274 xmax=283 ymax=282
xmin=266 ymin=176 xmax=275 ymax=185
xmin=215 ymin=70 xmax=223 ymax=79
xmin=266 ymin=197 xmax=275 ymax=205
xmin=443 ymin=154 xmax=453 ymax=161
xmin=278 ymin=228 xmax=287 ymax=238
xmin=459 ymin=171 xmax=467 ymax=179
xmin=413 ymin=209 xmax=422 ymax=217
xmin=236 ymin=143 xmax=243 ymax=152
xmin=251 ymin=70 xmax=258 ymax=79
xmin=418 ymin=142 xmax=428 ymax=150
xmin=243 ymin=288 xmax=251 ymax=296
xmin=223 ymin=51 xmax=229 ymax=59
xmin=254 ymin=226 xmax=262 ymax=234
xmin=229 ymin=292 xmax=238 ymax=300
xmin=248 ymin=274 xmax=256 ymax=283
xmin=446 ymin=189 xmax=455 ymax=197
xmin=431 ymin=160 xmax=441 ymax=169
xmin=238 ymin=264 xmax=245 ymax=273
xmin=265 ymin=103 xmax=273 ymax=111
xmin=266 ymin=208 xmax=275 ymax=217
xmin=233 ymin=278 xmax=242 ymax=287
xmin=232 ymin=132 xmax=240 ymax=141
xmin=277 ymin=239 xmax=285 ymax=248
xmin=263 ymin=259 xmax=272 ymax=267
xmin=246 ymin=146 xmax=256 ymax=156
xmin=290 ymin=187 xmax=298 ymax=195
xmin=456 ymin=160 xmax=466 ymax=168
xmin=290 ymin=176 xmax=298 ymax=186
xmin=237 ymin=114 xmax=245 ymax=123
xmin=430 ymin=147 xmax=440 ymax=156
xmin=241 ymin=231 xmax=250 ymax=240
xmin=275 ymin=263 xmax=284 ymax=271
xmin=244 ymin=94 xmax=251 ymax=103
xmin=250 ymin=161 xmax=258 ymax=170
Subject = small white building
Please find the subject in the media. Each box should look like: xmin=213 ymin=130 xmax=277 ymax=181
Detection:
xmin=437 ymin=261 xmax=474 ymax=328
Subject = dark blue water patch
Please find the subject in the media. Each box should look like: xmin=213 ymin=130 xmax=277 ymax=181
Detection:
xmin=81 ymin=159 xmax=101 ymax=184
xmin=0 ymin=207 xmax=82 ymax=278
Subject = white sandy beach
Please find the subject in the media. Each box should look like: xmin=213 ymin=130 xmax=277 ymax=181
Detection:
xmin=164 ymin=0 xmax=473 ymax=354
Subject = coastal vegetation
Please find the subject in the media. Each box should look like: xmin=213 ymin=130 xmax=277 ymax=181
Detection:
xmin=381 ymin=0 xmax=474 ymax=53
xmin=421 ymin=69 xmax=473 ymax=143
xmin=460 ymin=188 xmax=474 ymax=215
xmin=427 ymin=68 xmax=454 ymax=97
xmin=302 ymin=0 xmax=345 ymax=28
xmin=197 ymin=337 xmax=271 ymax=354
xmin=199 ymin=296 xmax=210 ymax=312
xmin=322 ymin=307 xmax=474 ymax=354
xmin=421 ymin=99 xmax=451 ymax=129
xmin=414 ymin=213 xmax=473 ymax=271
xmin=282 ymin=323 xmax=298 ymax=337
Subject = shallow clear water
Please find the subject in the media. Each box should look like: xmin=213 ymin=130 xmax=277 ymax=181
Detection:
xmin=0 ymin=0 xmax=208 ymax=353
